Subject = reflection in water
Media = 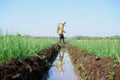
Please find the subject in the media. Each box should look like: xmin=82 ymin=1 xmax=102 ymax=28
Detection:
xmin=56 ymin=51 xmax=64 ymax=73
xmin=46 ymin=48 xmax=78 ymax=80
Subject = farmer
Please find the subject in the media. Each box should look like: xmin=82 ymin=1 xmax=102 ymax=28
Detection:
xmin=57 ymin=22 xmax=66 ymax=44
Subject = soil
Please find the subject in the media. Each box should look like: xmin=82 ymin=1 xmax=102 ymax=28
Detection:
xmin=0 ymin=43 xmax=120 ymax=80
xmin=0 ymin=44 xmax=61 ymax=80
xmin=67 ymin=44 xmax=120 ymax=80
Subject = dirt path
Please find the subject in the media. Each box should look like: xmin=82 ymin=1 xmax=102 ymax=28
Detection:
xmin=67 ymin=44 xmax=120 ymax=80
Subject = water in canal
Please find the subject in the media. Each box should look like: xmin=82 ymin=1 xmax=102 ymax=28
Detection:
xmin=45 ymin=48 xmax=78 ymax=80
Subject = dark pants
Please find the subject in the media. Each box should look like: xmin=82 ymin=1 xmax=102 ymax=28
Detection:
xmin=59 ymin=34 xmax=65 ymax=44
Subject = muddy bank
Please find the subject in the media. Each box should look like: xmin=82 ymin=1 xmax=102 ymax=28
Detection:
xmin=0 ymin=44 xmax=61 ymax=80
xmin=67 ymin=44 xmax=120 ymax=80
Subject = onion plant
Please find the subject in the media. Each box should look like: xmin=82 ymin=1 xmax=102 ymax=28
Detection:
xmin=0 ymin=34 xmax=58 ymax=63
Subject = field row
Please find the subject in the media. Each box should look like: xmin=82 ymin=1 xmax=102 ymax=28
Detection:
xmin=0 ymin=35 xmax=58 ymax=63
xmin=69 ymin=39 xmax=120 ymax=62
xmin=1 ymin=34 xmax=120 ymax=63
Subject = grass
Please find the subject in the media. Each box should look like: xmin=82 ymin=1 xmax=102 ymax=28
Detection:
xmin=0 ymin=34 xmax=58 ymax=63
xmin=1 ymin=33 xmax=120 ymax=63
xmin=69 ymin=39 xmax=120 ymax=62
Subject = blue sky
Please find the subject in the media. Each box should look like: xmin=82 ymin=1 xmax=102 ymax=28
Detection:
xmin=0 ymin=0 xmax=120 ymax=37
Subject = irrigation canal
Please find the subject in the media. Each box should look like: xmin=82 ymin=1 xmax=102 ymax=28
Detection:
xmin=43 ymin=47 xmax=78 ymax=80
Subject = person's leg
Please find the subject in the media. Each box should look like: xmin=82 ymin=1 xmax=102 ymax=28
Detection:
xmin=63 ymin=38 xmax=65 ymax=44
xmin=59 ymin=34 xmax=62 ymax=43
xmin=61 ymin=34 xmax=65 ymax=44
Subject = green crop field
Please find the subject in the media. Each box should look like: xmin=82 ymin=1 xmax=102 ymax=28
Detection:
xmin=0 ymin=34 xmax=58 ymax=63
xmin=69 ymin=39 xmax=120 ymax=62
xmin=1 ymin=33 xmax=120 ymax=63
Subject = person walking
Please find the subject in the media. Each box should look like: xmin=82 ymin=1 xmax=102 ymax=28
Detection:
xmin=57 ymin=22 xmax=66 ymax=44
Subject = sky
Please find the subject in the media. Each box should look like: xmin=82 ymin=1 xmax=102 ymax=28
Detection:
xmin=0 ymin=0 xmax=120 ymax=37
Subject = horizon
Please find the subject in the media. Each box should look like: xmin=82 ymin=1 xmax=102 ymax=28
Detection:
xmin=0 ymin=0 xmax=120 ymax=37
